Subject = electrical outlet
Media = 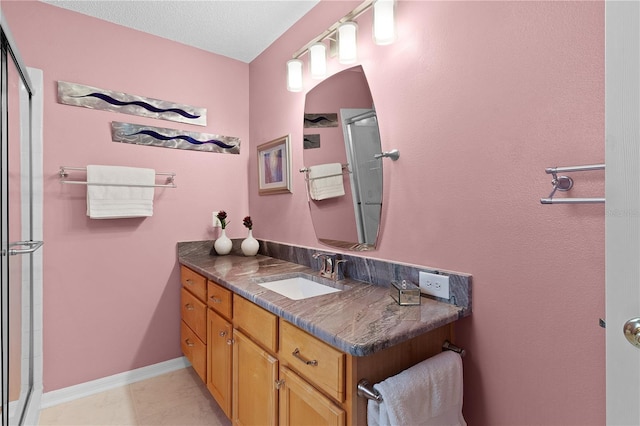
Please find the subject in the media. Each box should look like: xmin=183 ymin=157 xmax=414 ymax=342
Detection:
xmin=419 ymin=271 xmax=450 ymax=299
xmin=212 ymin=211 xmax=221 ymax=227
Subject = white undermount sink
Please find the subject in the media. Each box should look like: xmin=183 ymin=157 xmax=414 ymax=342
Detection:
xmin=256 ymin=274 xmax=346 ymax=300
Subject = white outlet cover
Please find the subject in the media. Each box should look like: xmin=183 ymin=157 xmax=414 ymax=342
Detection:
xmin=212 ymin=212 xmax=221 ymax=227
xmin=418 ymin=271 xmax=450 ymax=299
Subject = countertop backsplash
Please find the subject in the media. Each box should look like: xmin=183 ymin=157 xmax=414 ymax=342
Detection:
xmin=192 ymin=238 xmax=472 ymax=315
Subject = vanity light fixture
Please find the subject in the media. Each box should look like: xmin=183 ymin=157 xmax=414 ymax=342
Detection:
xmin=337 ymin=22 xmax=358 ymax=64
xmin=373 ymin=0 xmax=396 ymax=45
xmin=286 ymin=0 xmax=398 ymax=92
xmin=309 ymin=42 xmax=327 ymax=79
xmin=286 ymin=59 xmax=303 ymax=92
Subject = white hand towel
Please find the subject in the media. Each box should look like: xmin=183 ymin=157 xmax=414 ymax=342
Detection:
xmin=308 ymin=163 xmax=345 ymax=201
xmin=367 ymin=351 xmax=466 ymax=426
xmin=86 ymin=165 xmax=155 ymax=219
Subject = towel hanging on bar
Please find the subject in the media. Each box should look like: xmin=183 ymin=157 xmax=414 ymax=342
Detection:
xmin=86 ymin=165 xmax=156 ymax=219
xmin=306 ymin=163 xmax=346 ymax=200
xmin=366 ymin=351 xmax=466 ymax=426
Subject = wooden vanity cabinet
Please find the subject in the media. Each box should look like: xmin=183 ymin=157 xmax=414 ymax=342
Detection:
xmin=181 ymin=266 xmax=453 ymax=426
xmin=180 ymin=266 xmax=207 ymax=381
xmin=206 ymin=279 xmax=233 ymax=418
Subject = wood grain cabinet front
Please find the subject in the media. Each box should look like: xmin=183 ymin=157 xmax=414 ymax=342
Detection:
xmin=279 ymin=365 xmax=345 ymax=426
xmin=207 ymin=279 xmax=232 ymax=319
xmin=180 ymin=265 xmax=207 ymax=301
xmin=233 ymin=294 xmax=278 ymax=353
xmin=232 ymin=328 xmax=278 ymax=426
xmin=180 ymin=266 xmax=208 ymax=383
xmin=207 ymin=308 xmax=233 ymax=418
xmin=180 ymin=321 xmax=206 ymax=381
xmin=280 ymin=320 xmax=346 ymax=403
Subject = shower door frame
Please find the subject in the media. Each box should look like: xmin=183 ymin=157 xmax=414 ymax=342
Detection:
xmin=0 ymin=10 xmax=43 ymax=426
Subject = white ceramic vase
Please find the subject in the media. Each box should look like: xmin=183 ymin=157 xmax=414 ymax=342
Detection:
xmin=241 ymin=229 xmax=259 ymax=256
xmin=214 ymin=228 xmax=232 ymax=255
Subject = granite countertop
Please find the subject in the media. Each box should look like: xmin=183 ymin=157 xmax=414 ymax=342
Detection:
xmin=178 ymin=241 xmax=464 ymax=357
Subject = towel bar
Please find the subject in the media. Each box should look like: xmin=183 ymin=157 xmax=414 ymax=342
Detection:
xmin=356 ymin=340 xmax=466 ymax=402
xmin=540 ymin=163 xmax=604 ymax=204
xmin=59 ymin=166 xmax=177 ymax=188
xmin=299 ymin=164 xmax=350 ymax=181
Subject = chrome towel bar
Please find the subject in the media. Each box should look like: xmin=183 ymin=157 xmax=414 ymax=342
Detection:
xmin=299 ymin=164 xmax=350 ymax=181
xmin=59 ymin=166 xmax=177 ymax=188
xmin=540 ymin=163 xmax=604 ymax=205
xmin=356 ymin=341 xmax=466 ymax=402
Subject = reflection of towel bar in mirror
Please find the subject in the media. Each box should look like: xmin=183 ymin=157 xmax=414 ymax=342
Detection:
xmin=540 ymin=163 xmax=604 ymax=204
xmin=356 ymin=340 xmax=466 ymax=402
xmin=299 ymin=164 xmax=350 ymax=181
xmin=58 ymin=166 xmax=177 ymax=188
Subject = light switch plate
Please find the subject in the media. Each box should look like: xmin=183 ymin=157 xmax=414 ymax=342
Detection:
xmin=419 ymin=271 xmax=450 ymax=299
xmin=212 ymin=211 xmax=221 ymax=227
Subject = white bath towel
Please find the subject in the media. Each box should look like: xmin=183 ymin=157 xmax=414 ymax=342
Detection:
xmin=367 ymin=351 xmax=466 ymax=426
xmin=86 ymin=165 xmax=155 ymax=219
xmin=308 ymin=163 xmax=345 ymax=201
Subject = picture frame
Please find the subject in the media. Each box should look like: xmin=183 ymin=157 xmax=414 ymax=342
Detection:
xmin=257 ymin=135 xmax=292 ymax=195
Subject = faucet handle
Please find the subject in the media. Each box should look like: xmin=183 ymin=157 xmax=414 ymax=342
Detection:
xmin=312 ymin=252 xmax=328 ymax=274
xmin=333 ymin=259 xmax=347 ymax=280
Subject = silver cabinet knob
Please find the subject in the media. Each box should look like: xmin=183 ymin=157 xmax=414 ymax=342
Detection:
xmin=623 ymin=317 xmax=640 ymax=348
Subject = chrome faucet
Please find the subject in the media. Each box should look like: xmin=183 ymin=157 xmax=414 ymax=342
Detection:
xmin=312 ymin=252 xmax=347 ymax=280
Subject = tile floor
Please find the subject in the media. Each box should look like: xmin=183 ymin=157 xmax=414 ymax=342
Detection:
xmin=38 ymin=367 xmax=231 ymax=426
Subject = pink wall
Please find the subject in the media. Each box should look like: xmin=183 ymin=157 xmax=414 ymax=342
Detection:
xmin=4 ymin=0 xmax=605 ymax=423
xmin=3 ymin=1 xmax=250 ymax=391
xmin=250 ymin=1 xmax=605 ymax=425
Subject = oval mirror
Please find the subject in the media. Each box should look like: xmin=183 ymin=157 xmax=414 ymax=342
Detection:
xmin=302 ymin=66 xmax=383 ymax=251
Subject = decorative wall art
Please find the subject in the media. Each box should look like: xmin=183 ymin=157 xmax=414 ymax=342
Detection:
xmin=303 ymin=134 xmax=321 ymax=149
xmin=58 ymin=81 xmax=207 ymax=126
xmin=257 ymin=135 xmax=292 ymax=195
xmin=304 ymin=113 xmax=338 ymax=128
xmin=111 ymin=122 xmax=240 ymax=154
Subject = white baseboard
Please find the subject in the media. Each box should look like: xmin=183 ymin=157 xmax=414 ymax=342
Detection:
xmin=40 ymin=357 xmax=191 ymax=409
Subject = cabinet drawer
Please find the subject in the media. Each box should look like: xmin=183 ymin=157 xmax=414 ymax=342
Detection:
xmin=207 ymin=280 xmax=232 ymax=319
xmin=181 ymin=265 xmax=207 ymax=302
xmin=280 ymin=321 xmax=345 ymax=402
xmin=181 ymin=320 xmax=206 ymax=382
xmin=233 ymin=295 xmax=278 ymax=353
xmin=181 ymin=288 xmax=207 ymax=341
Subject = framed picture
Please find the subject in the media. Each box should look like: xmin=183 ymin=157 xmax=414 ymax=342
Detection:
xmin=257 ymin=135 xmax=292 ymax=195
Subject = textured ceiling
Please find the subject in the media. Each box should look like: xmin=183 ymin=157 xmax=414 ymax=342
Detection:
xmin=41 ymin=0 xmax=320 ymax=63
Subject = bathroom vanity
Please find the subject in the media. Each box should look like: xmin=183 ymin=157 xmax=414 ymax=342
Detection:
xmin=178 ymin=241 xmax=470 ymax=426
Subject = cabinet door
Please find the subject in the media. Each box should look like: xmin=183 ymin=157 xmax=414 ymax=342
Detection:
xmin=232 ymin=329 xmax=278 ymax=426
xmin=207 ymin=309 xmax=232 ymax=419
xmin=279 ymin=366 xmax=345 ymax=426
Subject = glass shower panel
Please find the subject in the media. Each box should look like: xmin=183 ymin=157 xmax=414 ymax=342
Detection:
xmin=1 ymin=35 xmax=34 ymax=426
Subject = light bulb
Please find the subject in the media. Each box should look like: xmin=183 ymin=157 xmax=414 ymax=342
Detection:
xmin=338 ymin=21 xmax=358 ymax=64
xmin=286 ymin=59 xmax=303 ymax=92
xmin=373 ymin=0 xmax=396 ymax=45
xmin=309 ymin=42 xmax=327 ymax=79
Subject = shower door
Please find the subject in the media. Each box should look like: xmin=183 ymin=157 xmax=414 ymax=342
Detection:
xmin=341 ymin=109 xmax=383 ymax=246
xmin=0 ymin=15 xmax=39 ymax=426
